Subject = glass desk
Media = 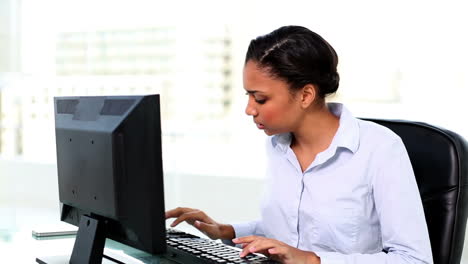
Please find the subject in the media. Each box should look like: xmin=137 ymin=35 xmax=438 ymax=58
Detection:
xmin=1 ymin=228 xmax=178 ymax=264
xmin=0 ymin=206 xmax=178 ymax=264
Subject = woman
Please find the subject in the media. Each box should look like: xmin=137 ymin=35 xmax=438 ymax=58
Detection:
xmin=166 ymin=25 xmax=433 ymax=264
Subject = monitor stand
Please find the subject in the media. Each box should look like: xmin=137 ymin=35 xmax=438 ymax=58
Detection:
xmin=36 ymin=255 xmax=117 ymax=264
xmin=36 ymin=215 xmax=107 ymax=264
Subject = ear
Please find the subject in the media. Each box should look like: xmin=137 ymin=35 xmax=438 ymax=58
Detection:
xmin=299 ymin=84 xmax=317 ymax=108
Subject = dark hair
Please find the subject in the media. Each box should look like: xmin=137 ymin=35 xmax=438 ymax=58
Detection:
xmin=245 ymin=25 xmax=339 ymax=98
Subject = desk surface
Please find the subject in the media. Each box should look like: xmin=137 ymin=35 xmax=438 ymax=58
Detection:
xmin=0 ymin=206 xmax=178 ymax=263
xmin=1 ymin=228 xmax=178 ymax=264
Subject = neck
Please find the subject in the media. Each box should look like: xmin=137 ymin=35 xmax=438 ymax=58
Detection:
xmin=291 ymin=102 xmax=340 ymax=153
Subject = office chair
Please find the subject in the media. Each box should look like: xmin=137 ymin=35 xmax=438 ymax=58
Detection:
xmin=364 ymin=118 xmax=468 ymax=264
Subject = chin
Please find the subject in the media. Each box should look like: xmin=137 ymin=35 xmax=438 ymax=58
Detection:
xmin=263 ymin=127 xmax=289 ymax=136
xmin=263 ymin=130 xmax=277 ymax=136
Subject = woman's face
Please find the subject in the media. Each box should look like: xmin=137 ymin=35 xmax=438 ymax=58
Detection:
xmin=243 ymin=60 xmax=303 ymax=136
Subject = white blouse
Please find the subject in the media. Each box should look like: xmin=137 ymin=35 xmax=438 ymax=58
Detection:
xmin=232 ymin=103 xmax=433 ymax=264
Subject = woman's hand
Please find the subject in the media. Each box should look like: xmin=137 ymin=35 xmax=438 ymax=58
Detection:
xmin=165 ymin=207 xmax=234 ymax=240
xmin=233 ymin=236 xmax=320 ymax=264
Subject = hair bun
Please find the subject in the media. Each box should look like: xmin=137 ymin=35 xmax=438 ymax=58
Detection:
xmin=318 ymin=72 xmax=339 ymax=96
xmin=328 ymin=72 xmax=340 ymax=94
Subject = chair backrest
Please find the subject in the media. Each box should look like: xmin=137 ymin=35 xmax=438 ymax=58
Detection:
xmin=364 ymin=118 xmax=468 ymax=264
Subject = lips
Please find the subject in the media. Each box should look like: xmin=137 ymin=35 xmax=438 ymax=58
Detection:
xmin=256 ymin=123 xmax=265 ymax=129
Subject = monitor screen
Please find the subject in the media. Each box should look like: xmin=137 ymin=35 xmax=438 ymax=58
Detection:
xmin=53 ymin=95 xmax=166 ymax=263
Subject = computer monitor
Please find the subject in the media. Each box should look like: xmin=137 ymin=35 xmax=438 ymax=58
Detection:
xmin=52 ymin=95 xmax=166 ymax=263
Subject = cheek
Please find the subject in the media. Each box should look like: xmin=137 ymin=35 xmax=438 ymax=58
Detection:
xmin=261 ymin=105 xmax=287 ymax=124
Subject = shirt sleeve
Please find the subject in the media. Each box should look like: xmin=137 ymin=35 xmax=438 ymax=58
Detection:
xmin=221 ymin=220 xmax=265 ymax=247
xmin=315 ymin=137 xmax=433 ymax=264
xmin=231 ymin=220 xmax=265 ymax=238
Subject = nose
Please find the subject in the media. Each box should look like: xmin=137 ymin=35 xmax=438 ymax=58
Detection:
xmin=245 ymin=99 xmax=258 ymax=117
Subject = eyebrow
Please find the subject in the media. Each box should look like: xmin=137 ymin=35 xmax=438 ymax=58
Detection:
xmin=245 ymin=90 xmax=264 ymax=95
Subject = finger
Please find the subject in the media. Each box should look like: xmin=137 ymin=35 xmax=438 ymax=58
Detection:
xmin=250 ymin=240 xmax=279 ymax=252
xmin=170 ymin=210 xmax=209 ymax=227
xmin=194 ymin=220 xmax=218 ymax=238
xmin=165 ymin=207 xmax=194 ymax=219
xmin=239 ymin=237 xmax=267 ymax=257
xmin=170 ymin=211 xmax=200 ymax=227
xmin=232 ymin=235 xmax=258 ymax=244
xmin=240 ymin=242 xmax=254 ymax=258
xmin=268 ymin=246 xmax=287 ymax=256
xmin=242 ymin=239 xmax=283 ymax=258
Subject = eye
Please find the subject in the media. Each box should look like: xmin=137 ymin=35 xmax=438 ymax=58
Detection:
xmin=245 ymin=92 xmax=266 ymax=104
xmin=255 ymin=99 xmax=266 ymax=104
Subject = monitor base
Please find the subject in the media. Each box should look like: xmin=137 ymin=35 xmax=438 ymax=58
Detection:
xmin=36 ymin=255 xmax=117 ymax=264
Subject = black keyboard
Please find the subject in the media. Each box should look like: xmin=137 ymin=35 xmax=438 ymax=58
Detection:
xmin=165 ymin=229 xmax=280 ymax=264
